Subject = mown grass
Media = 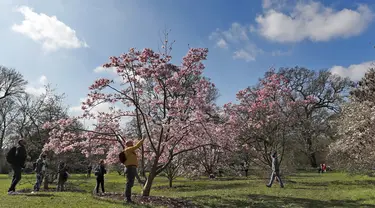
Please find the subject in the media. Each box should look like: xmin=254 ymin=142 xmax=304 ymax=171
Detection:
xmin=1 ymin=171 xmax=375 ymax=207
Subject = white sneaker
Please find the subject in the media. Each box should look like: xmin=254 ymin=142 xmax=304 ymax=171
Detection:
xmin=7 ymin=191 xmax=14 ymax=195
xmin=31 ymin=191 xmax=36 ymax=194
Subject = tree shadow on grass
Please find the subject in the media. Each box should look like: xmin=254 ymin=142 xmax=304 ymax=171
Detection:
xmin=92 ymin=195 xmax=152 ymax=208
xmin=246 ymin=194 xmax=375 ymax=208
xmin=331 ymin=180 xmax=375 ymax=186
xmin=169 ymin=182 xmax=251 ymax=192
xmin=187 ymin=195 xmax=249 ymax=208
xmin=187 ymin=194 xmax=375 ymax=208
xmin=24 ymin=193 xmax=56 ymax=197
xmin=286 ymin=179 xmax=375 ymax=189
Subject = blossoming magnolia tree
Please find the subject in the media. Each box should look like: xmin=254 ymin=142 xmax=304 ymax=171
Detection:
xmin=224 ymin=71 xmax=315 ymax=169
xmin=43 ymin=44 xmax=223 ymax=196
xmin=329 ymin=69 xmax=375 ymax=172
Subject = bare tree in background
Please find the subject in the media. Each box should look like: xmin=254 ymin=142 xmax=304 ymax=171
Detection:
xmin=0 ymin=66 xmax=27 ymax=100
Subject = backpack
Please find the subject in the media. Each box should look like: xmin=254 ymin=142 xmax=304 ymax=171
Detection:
xmin=94 ymin=166 xmax=101 ymax=176
xmin=6 ymin=147 xmax=17 ymax=164
xmin=119 ymin=151 xmax=127 ymax=164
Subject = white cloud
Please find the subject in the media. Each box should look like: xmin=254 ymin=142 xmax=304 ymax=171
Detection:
xmin=25 ymin=75 xmax=47 ymax=96
xmin=69 ymin=97 xmax=132 ymax=130
xmin=330 ymin=61 xmax=374 ymax=81
xmin=39 ymin=75 xmax=47 ymax=85
xmin=25 ymin=86 xmax=45 ymax=97
xmin=216 ymin=38 xmax=228 ymax=49
xmin=94 ymin=66 xmax=116 ymax=73
xmin=271 ymin=49 xmax=292 ymax=56
xmin=262 ymin=0 xmax=288 ymax=10
xmin=210 ymin=23 xmax=249 ymax=44
xmin=262 ymin=0 xmax=272 ymax=9
xmin=256 ymin=2 xmax=374 ymax=42
xmin=233 ymin=44 xmax=264 ymax=62
xmin=93 ymin=65 xmax=146 ymax=84
xmin=233 ymin=50 xmax=255 ymax=62
xmin=11 ymin=6 xmax=88 ymax=52
xmin=209 ymin=22 xmax=262 ymax=62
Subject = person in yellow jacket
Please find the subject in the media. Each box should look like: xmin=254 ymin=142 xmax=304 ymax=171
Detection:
xmin=124 ymin=138 xmax=144 ymax=203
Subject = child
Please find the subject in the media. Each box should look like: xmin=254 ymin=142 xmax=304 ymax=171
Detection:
xmin=32 ymin=153 xmax=47 ymax=193
xmin=57 ymin=162 xmax=69 ymax=191
xmin=94 ymin=160 xmax=107 ymax=195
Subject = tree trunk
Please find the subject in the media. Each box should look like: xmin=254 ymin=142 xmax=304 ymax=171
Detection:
xmin=306 ymin=137 xmax=318 ymax=168
xmin=142 ymin=170 xmax=156 ymax=196
xmin=309 ymin=153 xmax=318 ymax=168
xmin=43 ymin=174 xmax=49 ymax=189
xmin=168 ymin=177 xmax=173 ymax=188
xmin=0 ymin=149 xmax=4 ymax=174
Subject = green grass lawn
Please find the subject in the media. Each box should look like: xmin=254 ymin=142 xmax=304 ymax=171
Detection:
xmin=0 ymin=172 xmax=375 ymax=207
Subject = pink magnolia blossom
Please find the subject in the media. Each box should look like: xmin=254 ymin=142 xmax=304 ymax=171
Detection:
xmin=42 ymin=46 xmax=226 ymax=196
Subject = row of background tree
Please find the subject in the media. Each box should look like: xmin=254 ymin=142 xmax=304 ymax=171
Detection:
xmin=0 ymin=62 xmax=373 ymax=186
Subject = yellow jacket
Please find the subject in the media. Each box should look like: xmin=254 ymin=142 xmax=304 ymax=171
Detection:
xmin=124 ymin=139 xmax=144 ymax=167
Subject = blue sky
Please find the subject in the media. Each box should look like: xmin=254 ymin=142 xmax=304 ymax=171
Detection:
xmin=0 ymin=0 xmax=374 ymax=117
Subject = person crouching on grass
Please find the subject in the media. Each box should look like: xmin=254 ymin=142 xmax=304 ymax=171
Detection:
xmin=94 ymin=159 xmax=107 ymax=195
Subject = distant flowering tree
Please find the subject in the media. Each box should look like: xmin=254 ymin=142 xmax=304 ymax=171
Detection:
xmin=224 ymin=70 xmax=315 ymax=169
xmin=43 ymin=37 xmax=222 ymax=196
xmin=329 ymin=68 xmax=375 ymax=172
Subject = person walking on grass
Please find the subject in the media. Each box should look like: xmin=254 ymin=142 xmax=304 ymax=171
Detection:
xmin=57 ymin=162 xmax=69 ymax=191
xmin=32 ymin=153 xmax=48 ymax=193
xmin=6 ymin=139 xmax=27 ymax=195
xmin=124 ymin=138 xmax=145 ymax=203
xmin=266 ymin=151 xmax=284 ymax=188
xmin=94 ymin=160 xmax=107 ymax=195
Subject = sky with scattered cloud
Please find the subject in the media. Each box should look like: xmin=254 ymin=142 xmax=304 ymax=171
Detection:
xmin=0 ymin=0 xmax=374 ymax=126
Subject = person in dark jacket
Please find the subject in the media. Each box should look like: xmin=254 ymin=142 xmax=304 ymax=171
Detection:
xmin=57 ymin=162 xmax=69 ymax=191
xmin=94 ymin=160 xmax=107 ymax=195
xmin=8 ymin=139 xmax=27 ymax=194
xmin=32 ymin=153 xmax=47 ymax=193
xmin=266 ymin=151 xmax=284 ymax=188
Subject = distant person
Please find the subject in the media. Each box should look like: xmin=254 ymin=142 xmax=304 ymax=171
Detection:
xmin=94 ymin=160 xmax=107 ymax=195
xmin=6 ymin=139 xmax=27 ymax=195
xmin=57 ymin=162 xmax=69 ymax=191
xmin=266 ymin=151 xmax=284 ymax=188
xmin=87 ymin=164 xmax=92 ymax=178
xmin=243 ymin=162 xmax=249 ymax=177
xmin=32 ymin=153 xmax=48 ymax=193
xmin=124 ymin=138 xmax=144 ymax=203
xmin=322 ymin=164 xmax=327 ymax=173
xmin=319 ymin=164 xmax=324 ymax=174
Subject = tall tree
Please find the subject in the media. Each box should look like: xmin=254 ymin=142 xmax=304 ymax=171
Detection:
xmin=225 ymin=70 xmax=314 ymax=169
xmin=276 ymin=67 xmax=351 ymax=167
xmin=329 ymin=68 xmax=375 ymax=172
xmin=43 ymin=42 xmax=222 ymax=196
xmin=0 ymin=66 xmax=27 ymax=100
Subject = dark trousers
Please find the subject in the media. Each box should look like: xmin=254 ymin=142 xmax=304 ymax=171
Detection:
xmin=267 ymin=171 xmax=284 ymax=187
xmin=95 ymin=177 xmax=105 ymax=193
xmin=33 ymin=173 xmax=44 ymax=191
xmin=125 ymin=166 xmax=136 ymax=201
xmin=8 ymin=165 xmax=22 ymax=192
xmin=57 ymin=178 xmax=66 ymax=191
